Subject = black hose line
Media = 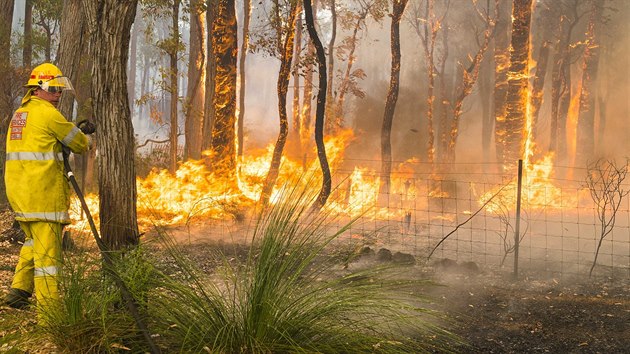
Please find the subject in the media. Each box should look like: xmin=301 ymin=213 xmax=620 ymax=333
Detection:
xmin=62 ymin=147 xmax=161 ymax=354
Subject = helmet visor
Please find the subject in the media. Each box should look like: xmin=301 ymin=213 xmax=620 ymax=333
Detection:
xmin=40 ymin=76 xmax=74 ymax=93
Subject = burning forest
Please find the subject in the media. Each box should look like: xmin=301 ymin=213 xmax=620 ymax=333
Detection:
xmin=0 ymin=0 xmax=629 ymax=352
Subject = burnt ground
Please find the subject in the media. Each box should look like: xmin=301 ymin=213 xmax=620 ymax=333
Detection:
xmin=1 ymin=208 xmax=629 ymax=353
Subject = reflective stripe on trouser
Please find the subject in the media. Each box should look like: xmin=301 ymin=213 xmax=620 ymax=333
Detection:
xmin=11 ymin=221 xmax=63 ymax=319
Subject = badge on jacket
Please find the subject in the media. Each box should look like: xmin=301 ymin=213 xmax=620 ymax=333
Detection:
xmin=10 ymin=112 xmax=27 ymax=140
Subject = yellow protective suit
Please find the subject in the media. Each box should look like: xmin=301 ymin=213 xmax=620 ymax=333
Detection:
xmin=5 ymin=95 xmax=89 ymax=319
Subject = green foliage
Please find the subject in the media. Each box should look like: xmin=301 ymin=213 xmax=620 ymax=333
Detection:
xmin=149 ymin=183 xmax=460 ymax=353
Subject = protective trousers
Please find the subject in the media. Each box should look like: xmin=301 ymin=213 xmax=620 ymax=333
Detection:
xmin=11 ymin=221 xmax=63 ymax=320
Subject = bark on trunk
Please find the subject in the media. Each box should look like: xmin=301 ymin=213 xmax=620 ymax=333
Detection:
xmin=202 ymin=0 xmax=217 ymax=152
xmin=493 ymin=1 xmax=511 ymax=164
xmin=0 ymin=0 xmax=14 ymax=204
xmin=168 ymin=1 xmax=181 ymax=173
xmin=576 ymin=0 xmax=603 ymax=166
xmin=291 ymin=8 xmax=302 ymax=159
xmin=304 ymin=0 xmax=331 ymax=212
xmin=185 ymin=0 xmax=206 ymax=160
xmin=23 ymin=0 xmax=33 ymax=68
xmin=82 ymin=0 xmax=139 ymax=249
xmin=260 ymin=2 xmax=299 ymax=205
xmin=503 ymin=0 xmax=533 ymax=166
xmin=529 ymin=40 xmax=551 ymax=149
xmin=379 ymin=0 xmax=408 ymax=200
xmin=237 ymin=0 xmax=250 ymax=157
xmin=210 ymin=0 xmax=238 ymax=178
xmin=324 ymin=0 xmax=337 ymax=132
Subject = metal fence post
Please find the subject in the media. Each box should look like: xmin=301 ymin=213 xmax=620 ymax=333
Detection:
xmin=514 ymin=159 xmax=523 ymax=280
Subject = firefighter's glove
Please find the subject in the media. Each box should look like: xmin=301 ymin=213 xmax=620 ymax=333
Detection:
xmin=78 ymin=120 xmax=96 ymax=135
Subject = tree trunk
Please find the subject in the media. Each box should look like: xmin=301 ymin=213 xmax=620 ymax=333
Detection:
xmin=529 ymin=40 xmax=551 ymax=149
xmin=82 ymin=0 xmax=140 ymax=249
xmin=576 ymin=0 xmax=603 ymax=167
xmin=324 ymin=0 xmax=336 ymax=132
xmin=445 ymin=0 xmax=496 ymax=162
xmin=503 ymin=0 xmax=533 ymax=166
xmin=185 ymin=0 xmax=206 ymax=160
xmin=479 ymin=41 xmax=493 ymax=165
xmin=210 ymin=0 xmax=238 ymax=178
xmin=549 ymin=11 xmax=576 ymax=163
xmin=304 ymin=0 xmax=331 ymax=212
xmin=57 ymin=0 xmax=89 ymax=191
xmin=202 ymin=0 xmax=217 ymax=152
xmin=168 ymin=0 xmax=181 ymax=173
xmin=0 ymin=0 xmax=15 ymax=204
xmin=334 ymin=10 xmax=368 ymax=132
xmin=291 ymin=7 xmax=302 ymax=159
xmin=493 ymin=1 xmax=511 ymax=164
xmin=260 ymin=1 xmax=299 ymax=205
xmin=128 ymin=10 xmax=140 ymax=118
xmin=23 ymin=0 xmax=33 ymax=68
xmin=379 ymin=0 xmax=408 ymax=200
xmin=237 ymin=0 xmax=250 ymax=157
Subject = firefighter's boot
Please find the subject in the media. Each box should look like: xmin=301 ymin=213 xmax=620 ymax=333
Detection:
xmin=4 ymin=288 xmax=32 ymax=309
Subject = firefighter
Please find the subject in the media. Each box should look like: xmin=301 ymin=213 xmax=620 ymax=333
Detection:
xmin=3 ymin=63 xmax=95 ymax=320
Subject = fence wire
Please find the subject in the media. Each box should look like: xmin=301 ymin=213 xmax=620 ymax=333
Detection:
xmin=322 ymin=159 xmax=630 ymax=281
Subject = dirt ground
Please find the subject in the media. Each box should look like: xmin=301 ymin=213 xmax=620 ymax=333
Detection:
xmin=1 ymin=209 xmax=629 ymax=353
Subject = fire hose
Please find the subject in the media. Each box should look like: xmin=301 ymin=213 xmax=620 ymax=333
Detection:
xmin=62 ymin=146 xmax=160 ymax=353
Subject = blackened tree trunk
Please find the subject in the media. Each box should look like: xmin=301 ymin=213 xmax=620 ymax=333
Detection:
xmin=576 ymin=0 xmax=603 ymax=167
xmin=260 ymin=1 xmax=299 ymax=205
xmin=304 ymin=0 xmax=330 ymax=212
xmin=291 ymin=6 xmax=303 ymax=159
xmin=237 ymin=0 xmax=250 ymax=157
xmin=210 ymin=0 xmax=238 ymax=179
xmin=168 ymin=0 xmax=181 ymax=173
xmin=529 ymin=40 xmax=551 ymax=149
xmin=82 ymin=0 xmax=139 ymax=249
xmin=379 ymin=0 xmax=408 ymax=200
xmin=549 ymin=7 xmax=578 ymax=162
xmin=202 ymin=0 xmax=217 ymax=152
xmin=503 ymin=0 xmax=533 ymax=166
xmin=324 ymin=0 xmax=337 ymax=131
xmin=493 ymin=1 xmax=511 ymax=164
xmin=185 ymin=0 xmax=206 ymax=160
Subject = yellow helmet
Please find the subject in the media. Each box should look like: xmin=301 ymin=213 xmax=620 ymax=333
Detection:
xmin=26 ymin=63 xmax=74 ymax=92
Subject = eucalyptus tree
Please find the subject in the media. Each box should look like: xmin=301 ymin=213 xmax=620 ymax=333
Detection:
xmin=82 ymin=0 xmax=141 ymax=249
xmin=576 ymin=0 xmax=604 ymax=167
xmin=141 ymin=0 xmax=185 ymax=174
xmin=379 ymin=0 xmax=408 ymax=199
xmin=0 ymin=0 xmax=14 ymax=204
xmin=209 ymin=0 xmax=238 ymax=178
xmin=184 ymin=0 xmax=206 ymax=160
xmin=259 ymin=0 xmax=301 ymax=205
xmin=332 ymin=0 xmax=387 ymax=133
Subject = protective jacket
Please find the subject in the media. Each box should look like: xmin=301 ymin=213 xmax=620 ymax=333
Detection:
xmin=5 ymin=96 xmax=89 ymax=224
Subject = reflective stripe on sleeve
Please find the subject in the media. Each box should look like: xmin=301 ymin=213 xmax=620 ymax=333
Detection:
xmin=34 ymin=266 xmax=58 ymax=277
xmin=6 ymin=151 xmax=63 ymax=161
xmin=61 ymin=126 xmax=82 ymax=146
xmin=15 ymin=211 xmax=70 ymax=221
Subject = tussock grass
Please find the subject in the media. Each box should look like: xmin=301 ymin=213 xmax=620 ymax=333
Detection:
xmin=149 ymin=184 xmax=461 ymax=353
xmin=34 ymin=181 xmax=461 ymax=353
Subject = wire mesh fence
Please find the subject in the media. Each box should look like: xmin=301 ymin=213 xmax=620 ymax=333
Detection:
xmin=323 ymin=158 xmax=630 ymax=281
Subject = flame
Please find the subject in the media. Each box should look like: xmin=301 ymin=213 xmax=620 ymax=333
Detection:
xmin=480 ymin=6 xmax=576 ymax=214
xmin=69 ymin=129 xmax=364 ymax=231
